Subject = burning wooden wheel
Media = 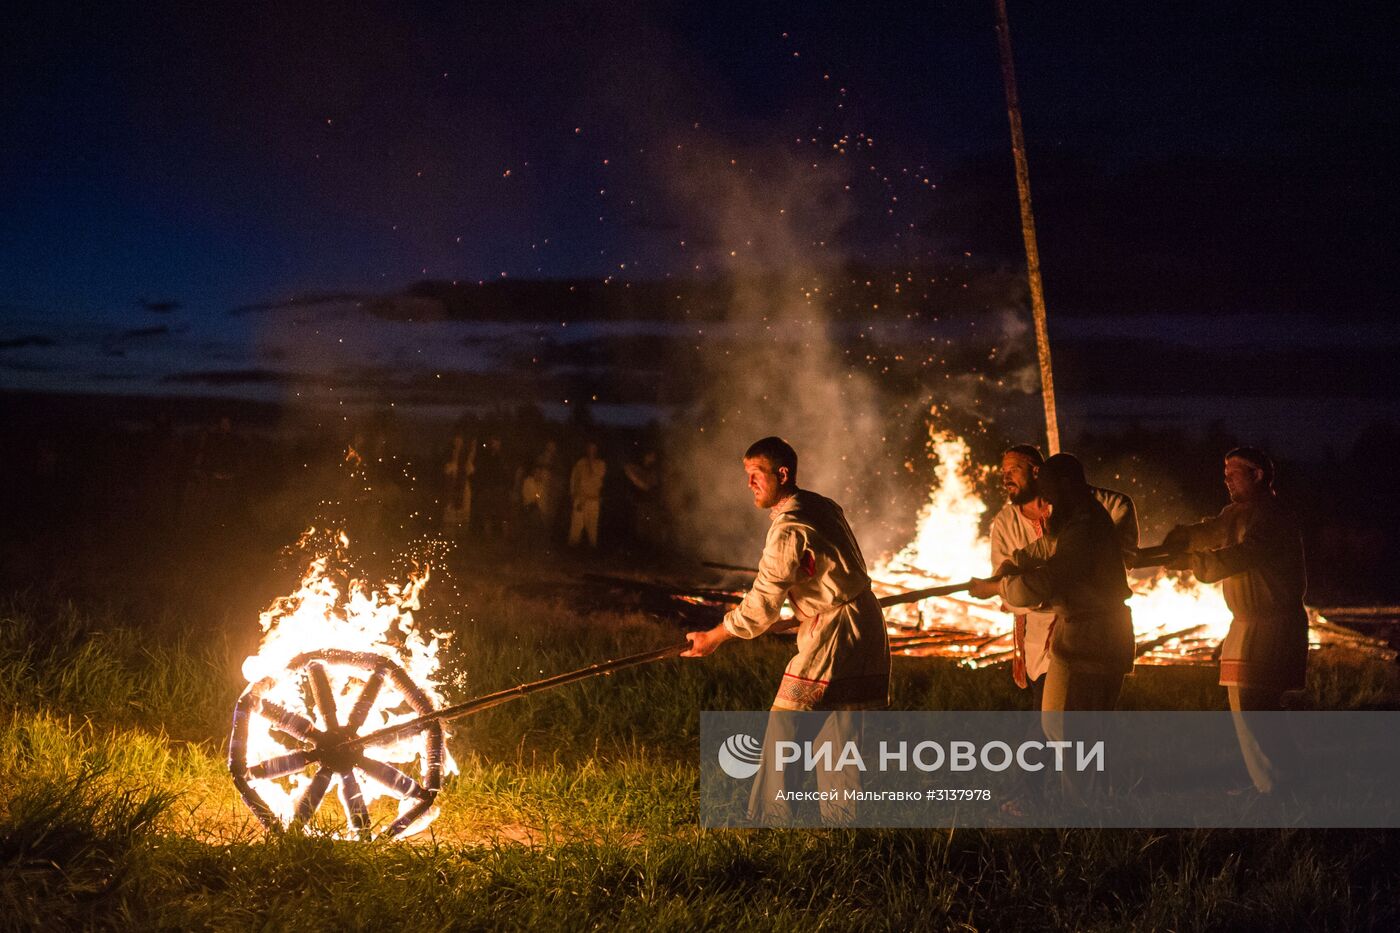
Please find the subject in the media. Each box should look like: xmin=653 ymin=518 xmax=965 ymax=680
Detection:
xmin=229 ymin=641 xmax=686 ymax=840
xmin=229 ymin=649 xmax=446 ymax=840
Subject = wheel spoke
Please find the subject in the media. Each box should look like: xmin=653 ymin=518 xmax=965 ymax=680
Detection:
xmin=267 ymin=729 xmax=308 ymax=751
xmin=340 ymin=770 xmax=371 ymax=834
xmin=293 ymin=767 xmax=334 ymax=824
xmin=307 ymin=661 xmax=339 ymax=731
xmin=257 ymin=699 xmax=317 ymax=740
xmin=356 ymin=756 xmax=428 ymax=800
xmin=247 ymin=750 xmax=314 ymax=780
xmin=346 ymin=668 xmax=386 ymax=732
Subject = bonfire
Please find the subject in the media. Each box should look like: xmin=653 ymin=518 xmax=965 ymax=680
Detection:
xmin=871 ymin=425 xmax=1388 ymax=666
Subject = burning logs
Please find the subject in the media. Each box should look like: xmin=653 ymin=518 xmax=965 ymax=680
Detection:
xmin=1132 ymin=624 xmax=1210 ymax=657
xmin=1310 ymin=612 xmax=1398 ymax=661
xmin=579 ymin=569 xmax=1396 ymax=668
xmin=889 ymin=631 xmax=1012 ymax=656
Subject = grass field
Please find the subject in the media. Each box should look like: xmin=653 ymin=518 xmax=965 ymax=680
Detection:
xmin=3 ymin=574 xmax=1400 ymax=931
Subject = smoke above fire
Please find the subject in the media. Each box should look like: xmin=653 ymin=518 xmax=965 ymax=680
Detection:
xmin=643 ymin=131 xmax=1243 ymax=656
xmin=654 ymin=120 xmax=1040 ymax=563
xmin=659 ymin=144 xmax=879 ymax=558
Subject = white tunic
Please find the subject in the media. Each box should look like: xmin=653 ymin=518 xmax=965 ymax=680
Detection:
xmin=569 ymin=457 xmax=606 ymax=502
xmin=989 ymin=504 xmax=1056 ymax=681
xmin=723 ymin=489 xmax=890 ymax=711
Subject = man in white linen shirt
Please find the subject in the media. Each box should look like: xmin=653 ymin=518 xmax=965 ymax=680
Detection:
xmin=683 ymin=436 xmax=889 ymax=823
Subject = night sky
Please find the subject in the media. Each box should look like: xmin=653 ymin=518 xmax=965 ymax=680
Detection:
xmin=2 ymin=1 xmax=1394 ymax=393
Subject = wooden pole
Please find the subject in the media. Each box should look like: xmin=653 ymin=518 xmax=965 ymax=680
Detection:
xmin=994 ymin=0 xmax=1061 ymax=454
xmin=331 ymin=643 xmax=689 ymax=754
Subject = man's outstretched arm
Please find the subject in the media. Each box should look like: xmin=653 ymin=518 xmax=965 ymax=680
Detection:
xmin=683 ymin=526 xmax=802 ymax=657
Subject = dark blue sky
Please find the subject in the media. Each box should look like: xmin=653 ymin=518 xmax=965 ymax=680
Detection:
xmin=2 ymin=0 xmax=1393 ymax=328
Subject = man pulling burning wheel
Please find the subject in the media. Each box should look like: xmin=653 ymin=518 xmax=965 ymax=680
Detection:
xmin=682 ymin=436 xmax=890 ymax=822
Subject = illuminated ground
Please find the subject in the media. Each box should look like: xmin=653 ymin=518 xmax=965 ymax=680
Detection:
xmin=4 ymin=568 xmax=1400 ymax=930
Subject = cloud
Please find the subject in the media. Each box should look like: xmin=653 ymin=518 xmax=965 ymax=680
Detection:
xmin=163 ymin=368 xmax=285 ymax=386
xmin=0 ymin=358 xmax=57 ymax=373
xmin=0 ymin=334 xmax=56 ymax=350
xmin=100 ymin=324 xmax=175 ymax=357
xmin=116 ymin=325 xmax=171 ymax=341
xmin=229 ymin=292 xmax=371 ymax=315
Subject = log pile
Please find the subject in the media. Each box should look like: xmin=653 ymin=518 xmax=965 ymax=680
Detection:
xmin=584 ymin=571 xmax=1397 ymax=667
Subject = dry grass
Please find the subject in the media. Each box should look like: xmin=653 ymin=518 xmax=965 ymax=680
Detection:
xmin=3 ymin=582 xmax=1399 ymax=930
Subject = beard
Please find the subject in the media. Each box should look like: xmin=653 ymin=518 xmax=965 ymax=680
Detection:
xmin=1009 ymin=484 xmax=1039 ymax=506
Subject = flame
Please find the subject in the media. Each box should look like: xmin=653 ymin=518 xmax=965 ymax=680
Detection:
xmin=872 ymin=421 xmax=1234 ymax=664
xmin=239 ymin=529 xmax=457 ymax=836
xmin=873 ymin=432 xmax=1008 ymax=646
xmin=1125 ymin=569 xmax=1232 ymax=665
xmin=881 ymin=432 xmax=991 ymax=586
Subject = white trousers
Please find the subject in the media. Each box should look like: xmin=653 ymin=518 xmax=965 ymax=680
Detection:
xmin=568 ymin=499 xmax=600 ymax=546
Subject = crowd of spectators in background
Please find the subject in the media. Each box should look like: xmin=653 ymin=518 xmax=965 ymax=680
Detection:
xmin=0 ymin=399 xmax=679 ymax=597
xmin=439 ymin=428 xmax=664 ymax=553
xmin=4 ymin=395 xmax=1400 ymax=606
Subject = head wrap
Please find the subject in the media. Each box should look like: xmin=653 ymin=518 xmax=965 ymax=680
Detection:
xmin=1226 ymin=447 xmax=1275 ymax=486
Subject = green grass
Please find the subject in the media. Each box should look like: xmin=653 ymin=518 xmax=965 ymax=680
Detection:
xmin=2 ymin=584 xmax=1399 ymax=931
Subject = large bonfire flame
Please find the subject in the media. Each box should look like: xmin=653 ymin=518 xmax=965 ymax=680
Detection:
xmin=236 ymin=529 xmax=457 ymax=838
xmin=873 ymin=422 xmax=1257 ymax=664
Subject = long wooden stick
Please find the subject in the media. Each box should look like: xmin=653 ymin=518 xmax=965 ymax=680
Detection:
xmin=330 ymin=643 xmax=688 ymax=754
xmin=877 ymin=576 xmax=999 ymax=608
xmin=702 ymin=560 xmax=756 ymax=574
xmin=994 ymin=0 xmax=1060 ymax=454
xmin=585 ymin=573 xmax=743 ymax=605
xmin=335 ymin=575 xmax=998 ymax=755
